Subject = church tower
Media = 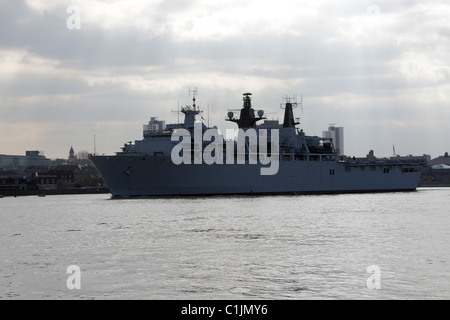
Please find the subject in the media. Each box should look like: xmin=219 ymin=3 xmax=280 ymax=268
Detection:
xmin=68 ymin=146 xmax=76 ymax=160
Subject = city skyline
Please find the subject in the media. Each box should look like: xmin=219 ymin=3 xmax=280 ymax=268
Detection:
xmin=1 ymin=0 xmax=449 ymax=159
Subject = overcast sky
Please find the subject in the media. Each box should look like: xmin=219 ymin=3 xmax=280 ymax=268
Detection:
xmin=1 ymin=0 xmax=449 ymax=159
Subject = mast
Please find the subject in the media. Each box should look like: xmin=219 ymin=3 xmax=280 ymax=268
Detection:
xmin=181 ymin=87 xmax=203 ymax=130
xmin=226 ymin=92 xmax=265 ymax=129
xmin=281 ymin=95 xmax=300 ymax=128
xmin=189 ymin=87 xmax=198 ymax=111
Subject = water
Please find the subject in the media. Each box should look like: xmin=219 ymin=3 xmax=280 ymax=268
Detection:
xmin=1 ymin=188 xmax=449 ymax=300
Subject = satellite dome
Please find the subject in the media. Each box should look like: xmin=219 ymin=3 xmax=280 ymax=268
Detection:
xmin=257 ymin=110 xmax=264 ymax=117
xmin=227 ymin=111 xmax=234 ymax=119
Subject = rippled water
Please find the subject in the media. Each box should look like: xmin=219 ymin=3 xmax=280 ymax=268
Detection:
xmin=1 ymin=188 xmax=449 ymax=300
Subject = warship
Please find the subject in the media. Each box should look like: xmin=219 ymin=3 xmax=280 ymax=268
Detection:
xmin=89 ymin=92 xmax=427 ymax=197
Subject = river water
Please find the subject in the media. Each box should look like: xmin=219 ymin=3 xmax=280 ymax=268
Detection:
xmin=1 ymin=188 xmax=449 ymax=300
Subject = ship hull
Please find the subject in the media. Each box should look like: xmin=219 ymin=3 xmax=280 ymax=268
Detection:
xmin=90 ymin=155 xmax=423 ymax=197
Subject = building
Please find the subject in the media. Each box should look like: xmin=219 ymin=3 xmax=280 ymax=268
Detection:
xmin=323 ymin=125 xmax=344 ymax=156
xmin=143 ymin=117 xmax=166 ymax=138
xmin=36 ymin=172 xmax=58 ymax=190
xmin=419 ymin=152 xmax=450 ymax=187
xmin=428 ymin=152 xmax=450 ymax=166
xmin=0 ymin=147 xmax=108 ymax=196
xmin=0 ymin=170 xmax=30 ymax=191
xmin=0 ymin=151 xmax=51 ymax=169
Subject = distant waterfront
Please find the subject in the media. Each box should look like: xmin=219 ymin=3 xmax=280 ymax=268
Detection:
xmin=0 ymin=149 xmax=106 ymax=196
xmin=2 ymin=151 xmax=449 ymax=197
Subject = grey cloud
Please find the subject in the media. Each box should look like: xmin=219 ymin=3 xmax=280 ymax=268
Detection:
xmin=1 ymin=72 xmax=89 ymax=97
xmin=1 ymin=0 xmax=449 ymax=158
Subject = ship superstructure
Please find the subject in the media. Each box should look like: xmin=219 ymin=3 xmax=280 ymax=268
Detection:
xmin=90 ymin=92 xmax=427 ymax=197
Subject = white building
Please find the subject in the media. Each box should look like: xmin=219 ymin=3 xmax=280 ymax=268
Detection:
xmin=323 ymin=125 xmax=344 ymax=156
xmin=143 ymin=117 xmax=166 ymax=138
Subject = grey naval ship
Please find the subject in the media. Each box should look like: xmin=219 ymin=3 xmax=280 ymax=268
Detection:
xmin=89 ymin=92 xmax=427 ymax=197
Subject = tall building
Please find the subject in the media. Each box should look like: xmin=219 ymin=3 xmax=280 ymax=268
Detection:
xmin=323 ymin=125 xmax=344 ymax=156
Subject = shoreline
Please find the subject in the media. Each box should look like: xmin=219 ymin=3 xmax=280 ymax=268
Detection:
xmin=0 ymin=188 xmax=110 ymax=197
